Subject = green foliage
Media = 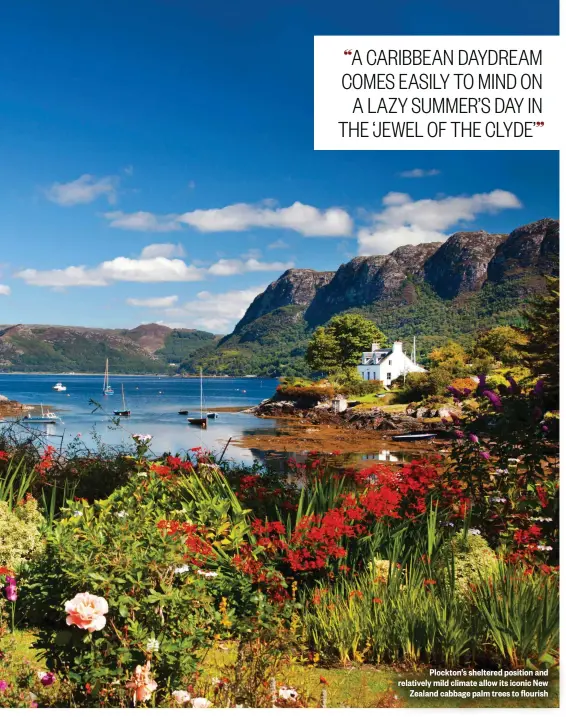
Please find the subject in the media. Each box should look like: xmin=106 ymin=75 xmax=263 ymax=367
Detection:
xmin=443 ymin=530 xmax=497 ymax=596
xmin=22 ymin=474 xmax=219 ymax=706
xmin=472 ymin=326 xmax=526 ymax=367
xmin=1 ymin=333 xmax=167 ymax=374
xmin=472 ymin=562 xmax=559 ymax=669
xmin=428 ymin=340 xmax=468 ymax=372
xmin=306 ymin=314 xmax=385 ymax=374
xmin=275 ymin=382 xmax=335 ymax=406
xmin=518 ymin=276 xmax=559 ymax=407
xmin=396 ymin=367 xmax=457 ymax=402
xmin=181 ymin=306 xmax=311 ymax=378
xmin=156 ymin=329 xmax=218 ymax=365
xmin=0 ymin=497 xmax=44 ymax=569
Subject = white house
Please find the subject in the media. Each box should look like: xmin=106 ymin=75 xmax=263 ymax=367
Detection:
xmin=356 ymin=341 xmax=426 ymax=386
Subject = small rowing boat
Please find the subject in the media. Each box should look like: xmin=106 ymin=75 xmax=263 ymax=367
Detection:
xmin=391 ymin=433 xmax=436 ymax=442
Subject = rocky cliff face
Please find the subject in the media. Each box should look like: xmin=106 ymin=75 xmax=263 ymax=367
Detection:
xmin=305 ymin=243 xmax=441 ymax=324
xmin=233 ymin=268 xmax=335 ymax=331
xmin=232 ymin=218 xmax=559 ymax=336
xmin=487 ymin=218 xmax=559 ymax=282
xmin=423 ymin=231 xmax=508 ymax=299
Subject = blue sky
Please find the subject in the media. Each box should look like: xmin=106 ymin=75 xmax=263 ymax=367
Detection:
xmin=0 ymin=0 xmax=559 ymax=333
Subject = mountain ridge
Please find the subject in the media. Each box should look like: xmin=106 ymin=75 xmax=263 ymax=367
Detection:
xmin=184 ymin=217 xmax=558 ymax=376
xmin=1 ymin=218 xmax=559 ymax=376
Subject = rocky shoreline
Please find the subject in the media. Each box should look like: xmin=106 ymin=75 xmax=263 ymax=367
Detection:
xmin=0 ymin=394 xmax=33 ymax=418
xmin=249 ymin=398 xmax=454 ymax=440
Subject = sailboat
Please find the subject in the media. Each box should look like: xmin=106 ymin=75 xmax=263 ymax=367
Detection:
xmin=102 ymin=359 xmax=114 ymax=395
xmin=114 ymin=384 xmax=131 ymax=417
xmin=188 ymin=370 xmax=207 ymax=428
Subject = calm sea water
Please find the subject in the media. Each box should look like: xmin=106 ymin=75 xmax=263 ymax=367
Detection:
xmin=0 ymin=374 xmax=279 ymax=464
xmin=0 ymin=374 xmax=416 ymax=467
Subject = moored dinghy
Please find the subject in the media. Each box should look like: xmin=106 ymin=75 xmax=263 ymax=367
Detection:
xmin=391 ymin=432 xmax=437 ymax=442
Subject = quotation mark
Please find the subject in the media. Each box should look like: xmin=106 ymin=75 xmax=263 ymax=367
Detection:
xmin=535 ymin=121 xmax=545 ymax=127
xmin=344 ymin=49 xmax=353 ymax=55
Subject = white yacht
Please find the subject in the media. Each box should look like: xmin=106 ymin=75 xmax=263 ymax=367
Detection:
xmin=52 ymin=381 xmax=67 ymax=392
xmin=22 ymin=404 xmax=61 ymax=424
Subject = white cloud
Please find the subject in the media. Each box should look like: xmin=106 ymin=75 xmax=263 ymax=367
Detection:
xmin=188 ymin=180 xmax=196 ymax=190
xmin=208 ymin=257 xmax=293 ymax=276
xmin=124 ymin=165 xmax=134 ymax=176
xmin=178 ymin=201 xmax=353 ymax=236
xmin=398 ymin=168 xmax=441 ymax=178
xmin=162 ymin=286 xmax=265 ymax=332
xmin=45 ymin=174 xmax=119 ymax=206
xmin=357 ymin=189 xmax=521 ymax=255
xmin=268 ymin=239 xmax=290 ymax=250
xmin=0 ymin=284 xmax=11 ymax=296
xmin=15 ymin=257 xmax=204 ymax=288
xmin=127 ymin=295 xmax=178 ymax=308
xmin=104 ymin=211 xmax=181 ymax=232
xmin=140 ymin=243 xmax=185 ymax=259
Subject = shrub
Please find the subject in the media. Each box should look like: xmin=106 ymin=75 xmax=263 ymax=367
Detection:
xmin=336 ymin=378 xmax=384 ymax=398
xmin=443 ymin=530 xmax=497 ymax=596
xmin=23 ymin=472 xmax=219 ymax=706
xmin=448 ymin=377 xmax=478 ymax=393
xmin=0 ymin=497 xmax=43 ymax=569
xmin=275 ymin=383 xmax=335 ymax=406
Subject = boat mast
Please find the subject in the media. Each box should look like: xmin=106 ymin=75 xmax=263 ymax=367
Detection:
xmin=122 ymin=383 xmax=126 ymax=411
xmin=200 ymin=369 xmax=203 ymax=418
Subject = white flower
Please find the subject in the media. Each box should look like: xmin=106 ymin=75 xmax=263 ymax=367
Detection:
xmin=132 ymin=434 xmax=152 ymax=442
xmin=468 ymin=529 xmax=481 ymax=535
xmin=197 ymin=570 xmax=218 ymax=578
xmin=278 ymin=688 xmax=298 ymax=701
xmin=72 ymin=510 xmax=82 ymax=517
xmin=146 ymin=638 xmax=160 ymax=652
xmin=172 ymin=690 xmax=192 ymax=704
xmin=537 ymin=545 xmax=553 ymax=551
xmin=116 ymin=510 xmax=127 ymax=518
xmin=191 ymin=697 xmax=213 ymax=708
xmin=174 ymin=565 xmax=190 ymax=574
xmin=37 ymin=671 xmax=47 ymax=680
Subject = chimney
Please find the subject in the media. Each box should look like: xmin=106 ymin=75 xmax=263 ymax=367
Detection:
xmin=393 ymin=341 xmax=403 ymax=353
xmin=371 ymin=343 xmax=380 ymax=352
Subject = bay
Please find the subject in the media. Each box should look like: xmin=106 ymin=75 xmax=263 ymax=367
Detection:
xmin=0 ymin=374 xmax=418 ymax=467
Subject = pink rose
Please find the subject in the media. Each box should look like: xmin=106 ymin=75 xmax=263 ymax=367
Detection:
xmin=126 ymin=662 xmax=158 ymax=706
xmin=65 ymin=592 xmax=108 ymax=632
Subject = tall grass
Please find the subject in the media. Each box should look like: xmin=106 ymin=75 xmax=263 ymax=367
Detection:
xmin=471 ymin=561 xmax=559 ymax=669
xmin=302 ymin=539 xmax=559 ymax=669
xmin=0 ymin=457 xmax=36 ymax=509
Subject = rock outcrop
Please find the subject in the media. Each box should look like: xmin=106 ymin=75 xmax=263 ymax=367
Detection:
xmin=424 ymin=231 xmax=508 ymax=299
xmin=234 ymin=269 xmax=335 ymax=331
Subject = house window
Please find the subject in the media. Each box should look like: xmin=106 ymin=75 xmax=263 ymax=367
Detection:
xmin=387 ymin=372 xmax=392 ymax=380
xmin=373 ymin=372 xmax=376 ymax=380
xmin=388 ymin=359 xmax=392 ymax=365
xmin=367 ymin=371 xmax=370 ymax=380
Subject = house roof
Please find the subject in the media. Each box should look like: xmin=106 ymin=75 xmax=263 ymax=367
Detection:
xmin=360 ymin=349 xmax=392 ymax=365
